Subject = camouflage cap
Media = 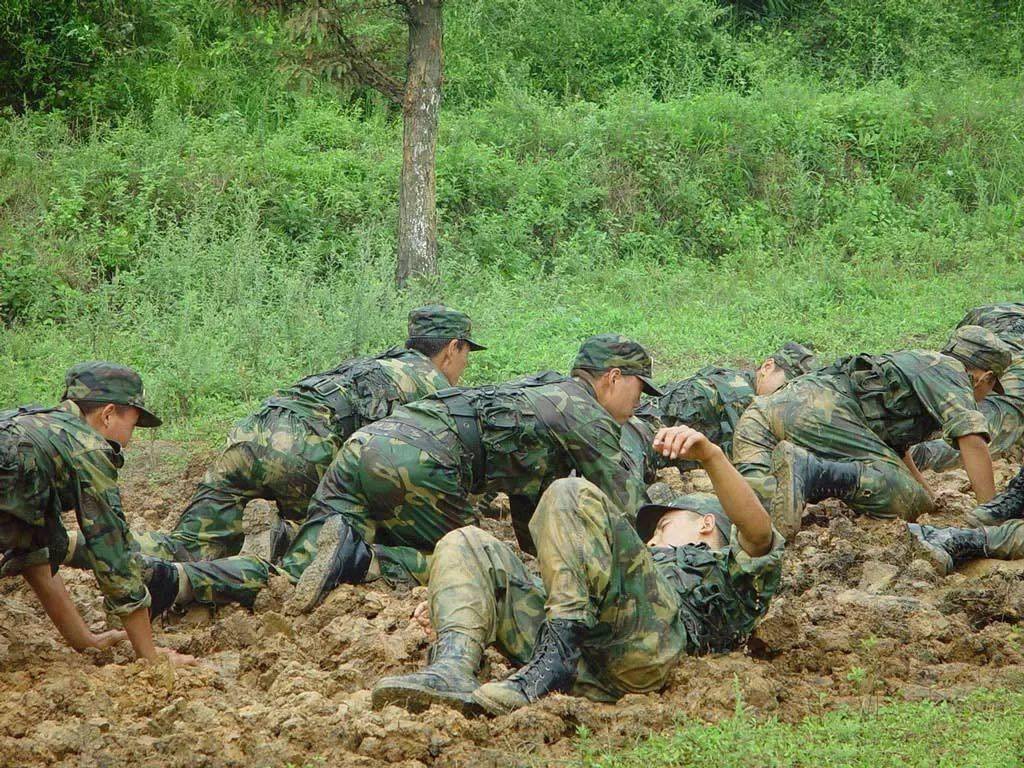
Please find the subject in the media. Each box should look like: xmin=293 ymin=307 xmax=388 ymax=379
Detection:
xmin=62 ymin=361 xmax=162 ymax=428
xmin=573 ymin=334 xmax=663 ymax=396
xmin=636 ymin=492 xmax=731 ymax=544
xmin=771 ymin=341 xmax=819 ymax=379
xmin=942 ymin=325 xmax=1012 ymax=381
xmin=407 ymin=305 xmax=486 ymax=351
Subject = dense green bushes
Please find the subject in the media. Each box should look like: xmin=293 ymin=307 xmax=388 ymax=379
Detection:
xmin=1 ymin=0 xmax=1022 ymax=437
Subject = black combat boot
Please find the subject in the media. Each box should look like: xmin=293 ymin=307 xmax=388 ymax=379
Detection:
xmin=967 ymin=465 xmax=1024 ymax=527
xmin=372 ymin=632 xmax=485 ymax=715
xmin=771 ymin=441 xmax=860 ymax=539
xmin=907 ymin=523 xmax=987 ymax=576
xmin=239 ymin=499 xmax=292 ymax=563
xmin=472 ymin=618 xmax=587 ymax=716
xmin=145 ymin=557 xmax=181 ymax=618
xmin=291 ymin=514 xmax=372 ymax=613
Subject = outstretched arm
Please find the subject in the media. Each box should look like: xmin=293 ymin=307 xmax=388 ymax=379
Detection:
xmin=22 ymin=564 xmax=126 ymax=651
xmin=653 ymin=425 xmax=773 ymax=556
xmin=959 ymin=434 xmax=995 ymax=503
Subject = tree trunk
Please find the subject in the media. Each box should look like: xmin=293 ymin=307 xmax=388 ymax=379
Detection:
xmin=395 ymin=0 xmax=443 ymax=287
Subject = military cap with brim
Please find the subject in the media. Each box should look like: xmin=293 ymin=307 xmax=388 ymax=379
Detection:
xmin=636 ymin=492 xmax=732 ymax=543
xmin=942 ymin=325 xmax=1012 ymax=393
xmin=573 ymin=333 xmax=663 ymax=397
xmin=407 ymin=305 xmax=486 ymax=351
xmin=63 ymin=361 xmax=162 ymax=428
xmin=771 ymin=341 xmax=820 ymax=379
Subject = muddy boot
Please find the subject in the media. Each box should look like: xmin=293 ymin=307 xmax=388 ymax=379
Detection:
xmin=472 ymin=619 xmax=586 ymax=716
xmin=907 ymin=523 xmax=987 ymax=576
xmin=291 ymin=515 xmax=372 ymax=613
xmin=239 ymin=499 xmax=292 ymax=562
xmin=371 ymin=632 xmax=484 ymax=715
xmin=145 ymin=558 xmax=182 ymax=618
xmin=771 ymin=442 xmax=859 ymax=539
xmin=967 ymin=465 xmax=1024 ymax=527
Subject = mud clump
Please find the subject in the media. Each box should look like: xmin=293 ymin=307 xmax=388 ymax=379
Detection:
xmin=3 ymin=446 xmax=1024 ymax=766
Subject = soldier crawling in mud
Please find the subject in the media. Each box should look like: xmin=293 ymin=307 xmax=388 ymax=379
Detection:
xmin=732 ymin=326 xmax=1010 ymax=539
xmin=912 ymin=303 xmax=1024 ymax=472
xmin=634 ymin=341 xmax=819 ymax=470
xmin=908 ymin=464 xmax=1024 ymax=575
xmin=369 ymin=423 xmax=783 ymax=716
xmin=0 ymin=362 xmax=193 ymax=665
xmin=134 ymin=334 xmax=664 ymax=616
xmin=92 ymin=305 xmax=482 ymax=564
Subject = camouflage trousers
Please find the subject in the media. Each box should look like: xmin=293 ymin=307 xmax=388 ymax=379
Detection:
xmin=430 ymin=477 xmax=688 ymax=701
xmin=138 ymin=553 xmax=270 ymax=609
xmin=136 ymin=408 xmax=341 ymax=562
xmin=733 ymin=377 xmax=932 ymax=521
xmin=910 ymin=363 xmax=1024 ymax=472
xmin=982 ymin=520 xmax=1024 ymax=559
xmin=281 ymin=418 xmax=474 ymax=585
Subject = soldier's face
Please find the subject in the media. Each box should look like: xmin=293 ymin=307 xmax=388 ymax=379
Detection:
xmin=755 ymin=359 xmax=788 ymax=396
xmin=596 ymin=371 xmax=643 ymax=424
xmin=647 ymin=509 xmax=720 ymax=548
xmin=437 ymin=340 xmax=471 ymax=385
xmin=84 ymin=404 xmax=141 ymax=447
xmin=968 ymin=369 xmax=997 ymax=402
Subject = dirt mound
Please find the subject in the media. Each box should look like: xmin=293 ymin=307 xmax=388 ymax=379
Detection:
xmin=3 ymin=444 xmax=1024 ymax=766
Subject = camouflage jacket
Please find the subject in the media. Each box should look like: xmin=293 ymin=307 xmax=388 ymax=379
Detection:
xmin=263 ymin=348 xmax=450 ymax=440
xmin=637 ymin=367 xmax=756 ymax=457
xmin=650 ymin=526 xmax=784 ymax=655
xmin=820 ymin=350 xmax=990 ymax=455
xmin=957 ymin=303 xmax=1024 ymax=353
xmin=0 ymin=401 xmax=149 ymax=615
xmin=399 ymin=373 xmax=647 ymax=516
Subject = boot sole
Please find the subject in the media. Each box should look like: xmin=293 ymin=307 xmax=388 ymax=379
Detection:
xmin=372 ymin=680 xmax=483 ymax=716
xmin=291 ymin=515 xmax=346 ymax=613
xmin=770 ymin=443 xmax=804 ymax=540
xmin=905 ymin=524 xmax=953 ymax=576
xmin=239 ymin=499 xmax=284 ymax=562
xmin=471 ymin=687 xmax=521 ymax=717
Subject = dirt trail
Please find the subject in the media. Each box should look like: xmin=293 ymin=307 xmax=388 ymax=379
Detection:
xmin=3 ymin=441 xmax=1024 ymax=767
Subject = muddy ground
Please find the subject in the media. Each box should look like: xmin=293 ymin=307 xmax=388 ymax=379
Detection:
xmin=3 ymin=441 xmax=1024 ymax=767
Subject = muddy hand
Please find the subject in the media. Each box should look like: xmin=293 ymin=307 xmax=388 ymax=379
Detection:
xmin=88 ymin=629 xmax=128 ymax=651
xmin=411 ymin=600 xmax=433 ymax=638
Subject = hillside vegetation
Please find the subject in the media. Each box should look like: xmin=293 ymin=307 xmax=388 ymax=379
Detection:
xmin=1 ymin=0 xmax=1022 ymax=439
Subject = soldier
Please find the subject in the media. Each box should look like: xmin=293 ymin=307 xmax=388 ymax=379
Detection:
xmin=370 ymin=424 xmax=783 ymax=716
xmin=125 ymin=334 xmax=663 ymax=616
xmin=635 ymin=342 xmax=819 ymax=469
xmin=277 ymin=333 xmax=663 ymax=612
xmin=124 ymin=305 xmax=482 ymax=562
xmin=911 ymin=304 xmax=1024 ymax=471
xmin=908 ymin=464 xmax=1024 ymax=571
xmin=0 ymin=362 xmax=192 ymax=664
xmin=733 ymin=326 xmax=1010 ymax=538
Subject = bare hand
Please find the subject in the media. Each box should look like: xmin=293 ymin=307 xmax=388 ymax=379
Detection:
xmin=88 ymin=629 xmax=128 ymax=651
xmin=411 ymin=600 xmax=433 ymax=638
xmin=652 ymin=426 xmax=720 ymax=463
xmin=158 ymin=648 xmax=197 ymax=667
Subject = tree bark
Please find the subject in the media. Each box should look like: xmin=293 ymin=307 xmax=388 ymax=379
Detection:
xmin=395 ymin=0 xmax=442 ymax=287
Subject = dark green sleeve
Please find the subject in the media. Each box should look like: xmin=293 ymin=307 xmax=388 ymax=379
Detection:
xmin=908 ymin=355 xmax=990 ymax=446
xmin=74 ymin=450 xmax=150 ymax=616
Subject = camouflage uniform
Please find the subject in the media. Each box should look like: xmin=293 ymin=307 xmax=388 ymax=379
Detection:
xmin=425 ymin=477 xmax=784 ymax=701
xmin=281 ymin=370 xmax=651 ymax=586
xmin=911 ymin=305 xmax=1024 ymax=471
xmin=135 ymin=305 xmax=476 ymax=562
xmin=0 ymin=362 xmax=162 ymax=616
xmin=733 ymin=350 xmax=991 ymax=521
xmin=635 ymin=343 xmax=818 ymax=470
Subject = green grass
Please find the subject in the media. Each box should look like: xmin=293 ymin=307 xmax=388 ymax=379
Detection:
xmin=578 ymin=689 xmax=1024 ymax=767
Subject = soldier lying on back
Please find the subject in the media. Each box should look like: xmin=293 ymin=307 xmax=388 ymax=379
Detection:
xmin=370 ymin=424 xmax=783 ymax=716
